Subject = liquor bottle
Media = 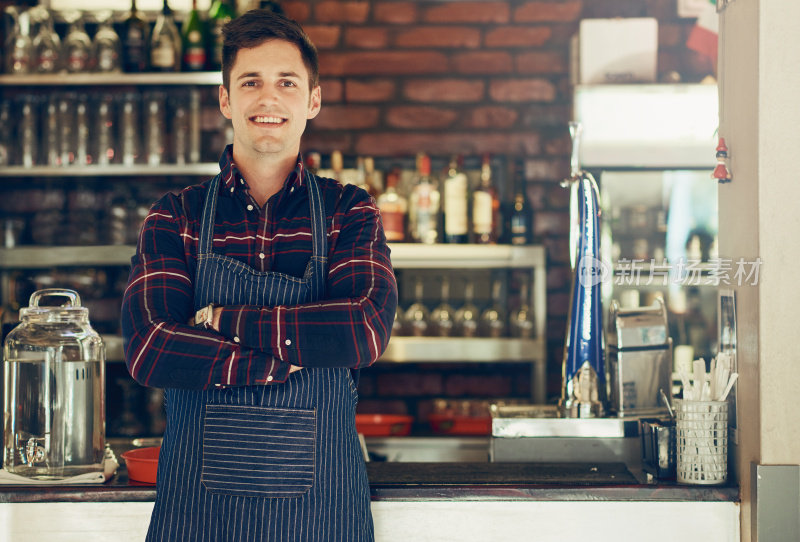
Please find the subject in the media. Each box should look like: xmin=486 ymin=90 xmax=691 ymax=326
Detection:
xmin=404 ymin=278 xmax=430 ymax=337
xmin=3 ymin=7 xmax=33 ymax=74
xmin=31 ymin=6 xmax=61 ymax=74
xmin=63 ymin=11 xmax=92 ymax=73
xmin=330 ymin=150 xmax=344 ymax=182
xmin=376 ymin=169 xmax=407 ymax=242
xmin=479 ymin=278 xmax=506 ymax=338
xmin=358 ymin=156 xmax=380 ymax=198
xmin=430 ymin=277 xmax=455 ymax=337
xmin=208 ymin=0 xmax=234 ymax=71
xmin=454 ymin=279 xmax=479 ymax=337
xmin=408 ymin=153 xmax=440 ymax=244
xmin=122 ymin=0 xmax=148 ymax=72
xmin=442 ymin=155 xmax=469 ymax=244
xmin=150 ymin=0 xmax=182 ymax=72
xmin=472 ymin=153 xmax=500 ymax=244
xmin=509 ymin=158 xmax=532 ymax=245
xmin=92 ymin=10 xmax=121 ymax=73
xmin=182 ymin=0 xmax=208 ymax=71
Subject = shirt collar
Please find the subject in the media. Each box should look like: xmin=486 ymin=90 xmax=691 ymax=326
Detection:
xmin=218 ymin=144 xmax=307 ymax=196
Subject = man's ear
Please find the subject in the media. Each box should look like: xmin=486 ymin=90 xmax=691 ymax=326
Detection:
xmin=307 ymin=86 xmax=321 ymax=120
xmin=219 ymin=85 xmax=232 ymax=120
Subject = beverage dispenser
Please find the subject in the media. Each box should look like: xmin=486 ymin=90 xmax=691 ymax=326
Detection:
xmin=3 ymin=289 xmax=106 ymax=480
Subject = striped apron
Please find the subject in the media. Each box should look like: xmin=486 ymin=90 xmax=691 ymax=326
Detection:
xmin=146 ymin=172 xmax=374 ymax=542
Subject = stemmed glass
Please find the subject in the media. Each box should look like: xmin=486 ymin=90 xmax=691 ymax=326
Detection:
xmin=454 ymin=278 xmax=479 ymax=337
xmin=480 ymin=278 xmax=506 ymax=338
xmin=430 ymin=277 xmax=455 ymax=337
xmin=404 ymin=277 xmax=429 ymax=337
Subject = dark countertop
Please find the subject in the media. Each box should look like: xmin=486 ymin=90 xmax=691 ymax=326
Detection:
xmin=0 ymin=460 xmax=739 ymax=504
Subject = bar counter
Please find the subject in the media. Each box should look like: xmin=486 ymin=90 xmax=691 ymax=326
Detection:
xmin=1 ymin=440 xmax=740 ymax=541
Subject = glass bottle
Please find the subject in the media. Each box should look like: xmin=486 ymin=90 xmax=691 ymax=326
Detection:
xmin=454 ymin=279 xmax=479 ymax=338
xmin=31 ymin=6 xmax=61 ymax=74
xmin=509 ymin=158 xmax=532 ymax=246
xmin=404 ymin=278 xmax=429 ymax=337
xmin=443 ymin=155 xmax=469 ymax=244
xmin=120 ymin=92 xmax=140 ymax=166
xmin=188 ymin=87 xmax=202 ymax=163
xmin=4 ymin=7 xmax=33 ymax=75
xmin=330 ymin=150 xmax=344 ymax=183
xmin=43 ymin=94 xmax=60 ymax=166
xmin=0 ymin=101 xmax=10 ymax=166
xmin=95 ymin=93 xmax=116 ymax=165
xmin=480 ymin=278 xmax=506 ymax=338
xmin=209 ymin=0 xmax=234 ymax=71
xmin=472 ymin=153 xmax=500 ymax=244
xmin=430 ymin=277 xmax=455 ymax=337
xmin=74 ymin=93 xmax=90 ymax=166
xmin=182 ymin=0 xmax=208 ymax=71
xmin=362 ymin=156 xmax=381 ymax=197
xmin=19 ymin=95 xmax=38 ymax=167
xmin=62 ymin=11 xmax=91 ymax=73
xmin=92 ymin=10 xmax=121 ymax=73
xmin=509 ymin=274 xmax=535 ymax=339
xmin=122 ymin=0 xmax=148 ymax=72
xmin=392 ymin=304 xmax=405 ymax=337
xmin=150 ymin=0 xmax=182 ymax=72
xmin=145 ymin=91 xmax=166 ymax=166
xmin=408 ymin=153 xmax=440 ymax=244
xmin=376 ymin=169 xmax=407 ymax=242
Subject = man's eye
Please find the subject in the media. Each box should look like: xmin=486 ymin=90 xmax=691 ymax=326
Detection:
xmin=242 ymin=81 xmax=257 ymax=87
xmin=281 ymin=80 xmax=297 ymax=87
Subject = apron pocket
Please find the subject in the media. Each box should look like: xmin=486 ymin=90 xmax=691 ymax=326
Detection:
xmin=202 ymin=404 xmax=316 ymax=498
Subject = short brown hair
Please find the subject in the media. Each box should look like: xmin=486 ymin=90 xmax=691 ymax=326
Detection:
xmin=221 ymin=9 xmax=319 ymax=93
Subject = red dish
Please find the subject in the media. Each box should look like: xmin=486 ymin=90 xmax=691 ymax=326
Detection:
xmin=356 ymin=414 xmax=414 ymax=436
xmin=122 ymin=446 xmax=160 ymax=484
xmin=428 ymin=414 xmax=492 ymax=435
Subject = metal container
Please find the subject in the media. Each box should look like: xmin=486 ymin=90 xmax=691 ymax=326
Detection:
xmin=607 ymin=298 xmax=672 ymax=416
xmin=3 ymin=289 xmax=105 ymax=480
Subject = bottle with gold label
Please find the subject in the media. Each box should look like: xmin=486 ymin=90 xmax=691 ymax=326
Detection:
xmin=472 ymin=153 xmax=500 ymax=244
xmin=376 ymin=169 xmax=407 ymax=242
xmin=182 ymin=0 xmax=207 ymax=71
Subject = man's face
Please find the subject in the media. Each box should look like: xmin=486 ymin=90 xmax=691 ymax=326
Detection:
xmin=219 ymin=39 xmax=321 ymax=160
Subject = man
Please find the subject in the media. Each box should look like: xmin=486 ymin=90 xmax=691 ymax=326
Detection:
xmin=121 ymin=9 xmax=397 ymax=542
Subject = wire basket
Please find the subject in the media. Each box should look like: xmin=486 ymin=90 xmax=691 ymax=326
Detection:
xmin=675 ymin=399 xmax=728 ymax=484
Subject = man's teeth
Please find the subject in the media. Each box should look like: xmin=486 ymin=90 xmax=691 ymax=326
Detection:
xmin=253 ymin=116 xmax=284 ymax=124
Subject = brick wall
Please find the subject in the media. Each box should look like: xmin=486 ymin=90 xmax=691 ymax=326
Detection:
xmin=284 ymin=0 xmax=713 ymax=407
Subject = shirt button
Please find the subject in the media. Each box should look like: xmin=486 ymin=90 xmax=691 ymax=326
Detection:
xmin=259 ymin=252 xmax=265 ymax=259
xmin=285 ymin=339 xmax=292 ymax=346
xmin=233 ymin=336 xmax=240 ymax=343
xmin=240 ymin=178 xmax=245 ymax=184
xmin=290 ymin=186 xmax=295 ymax=193
xmin=230 ymin=186 xmax=234 ymax=193
xmin=267 ymin=375 xmax=274 ymax=382
xmin=247 ymin=204 xmax=254 ymax=211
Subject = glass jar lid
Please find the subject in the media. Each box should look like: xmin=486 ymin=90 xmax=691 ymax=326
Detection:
xmin=18 ymin=288 xmax=89 ymax=321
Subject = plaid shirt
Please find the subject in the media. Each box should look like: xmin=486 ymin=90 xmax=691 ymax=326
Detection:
xmin=121 ymin=145 xmax=397 ymax=390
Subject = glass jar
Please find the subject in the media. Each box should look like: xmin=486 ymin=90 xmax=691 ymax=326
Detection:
xmin=3 ymin=289 xmax=105 ymax=480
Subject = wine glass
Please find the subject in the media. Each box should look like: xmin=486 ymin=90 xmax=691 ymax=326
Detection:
xmin=430 ymin=277 xmax=455 ymax=337
xmin=392 ymin=304 xmax=405 ymax=336
xmin=454 ymin=279 xmax=479 ymax=337
xmin=480 ymin=278 xmax=506 ymax=338
xmin=509 ymin=274 xmax=535 ymax=339
xmin=404 ymin=277 xmax=429 ymax=337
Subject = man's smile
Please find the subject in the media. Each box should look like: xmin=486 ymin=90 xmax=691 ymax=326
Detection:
xmin=250 ymin=114 xmax=287 ymax=126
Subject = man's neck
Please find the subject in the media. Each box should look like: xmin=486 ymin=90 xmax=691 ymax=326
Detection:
xmin=232 ymin=146 xmax=299 ymax=207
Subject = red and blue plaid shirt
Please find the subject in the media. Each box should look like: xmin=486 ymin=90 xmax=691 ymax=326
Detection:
xmin=121 ymin=145 xmax=397 ymax=389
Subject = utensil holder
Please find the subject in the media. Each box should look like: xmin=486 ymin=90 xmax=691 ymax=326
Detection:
xmin=640 ymin=418 xmax=676 ymax=479
xmin=675 ymin=399 xmax=728 ymax=484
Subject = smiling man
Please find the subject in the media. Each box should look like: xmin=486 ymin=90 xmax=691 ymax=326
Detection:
xmin=121 ymin=9 xmax=397 ymax=542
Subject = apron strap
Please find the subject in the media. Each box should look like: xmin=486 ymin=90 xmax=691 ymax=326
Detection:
xmin=198 ymin=174 xmax=222 ymax=256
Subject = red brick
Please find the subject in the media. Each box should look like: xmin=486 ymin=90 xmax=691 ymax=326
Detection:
xmin=544 ymin=237 xmax=570 ymax=265
xmin=544 ymin=181 xmax=570 ymax=208
xmin=514 ymin=1 xmax=582 ymax=22
xmin=319 ymin=78 xmax=343 ymax=102
xmin=319 ymin=51 xmax=449 ymax=76
xmin=485 ymin=26 xmax=552 ymax=48
xmin=395 ymin=27 xmax=481 ymax=49
xmin=524 ymin=158 xmax=562 ymax=181
xmin=282 ymin=1 xmax=310 ymax=22
xmin=515 ymin=51 xmax=567 ymax=74
xmin=345 ymin=79 xmax=396 ymax=102
xmin=544 ymin=132 xmax=571 ymax=155
xmin=354 ymin=131 xmax=540 ymax=156
xmin=489 ymin=78 xmax=556 ymax=102
xmin=403 ymin=79 xmax=485 ymax=102
xmin=520 ymin=104 xmax=571 ymax=127
xmin=452 ymin=52 xmax=513 ymax=74
xmin=386 ymin=106 xmax=458 ymax=129
xmin=304 ymin=25 xmax=341 ymax=49
xmin=460 ymin=106 xmax=518 ymax=129
xmin=346 ymin=28 xmax=389 ymax=49
xmin=534 ymin=211 xmax=569 ymax=237
xmin=301 ymin=132 xmax=354 ymax=155
xmin=311 ymin=105 xmax=380 ymax=130
xmin=374 ymin=2 xmax=418 ymax=24
xmin=315 ymin=1 xmax=370 ymax=24
xmin=424 ymin=2 xmax=510 ymax=23
xmin=547 ymin=265 xmax=572 ymax=290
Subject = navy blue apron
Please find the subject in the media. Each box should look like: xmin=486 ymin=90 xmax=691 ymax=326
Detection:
xmin=146 ymin=172 xmax=374 ymax=542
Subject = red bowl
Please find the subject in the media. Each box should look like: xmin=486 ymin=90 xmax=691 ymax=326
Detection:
xmin=356 ymin=414 xmax=414 ymax=437
xmin=122 ymin=446 xmax=160 ymax=484
xmin=428 ymin=414 xmax=492 ymax=435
